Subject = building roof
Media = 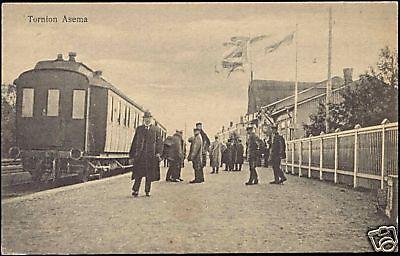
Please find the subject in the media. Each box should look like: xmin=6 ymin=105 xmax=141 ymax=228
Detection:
xmin=247 ymin=76 xmax=344 ymax=114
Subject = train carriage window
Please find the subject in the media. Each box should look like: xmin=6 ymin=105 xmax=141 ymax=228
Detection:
xmin=110 ymin=96 xmax=114 ymax=123
xmin=47 ymin=89 xmax=60 ymax=116
xmin=127 ymin=107 xmax=131 ymax=127
xmin=133 ymin=112 xmax=137 ymax=128
xmin=118 ymin=100 xmax=121 ymax=125
xmin=72 ymin=90 xmax=86 ymax=119
xmin=123 ymin=104 xmax=127 ymax=127
xmin=21 ymin=88 xmax=34 ymax=117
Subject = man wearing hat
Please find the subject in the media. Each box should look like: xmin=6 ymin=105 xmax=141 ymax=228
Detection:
xmin=187 ymin=127 xmax=204 ymax=183
xmin=245 ymin=126 xmax=260 ymax=185
xmin=196 ymin=122 xmax=210 ymax=169
xmin=268 ymin=124 xmax=287 ymax=184
xmin=129 ymin=111 xmax=163 ymax=197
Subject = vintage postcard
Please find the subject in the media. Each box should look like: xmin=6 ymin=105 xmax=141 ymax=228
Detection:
xmin=1 ymin=2 xmax=398 ymax=253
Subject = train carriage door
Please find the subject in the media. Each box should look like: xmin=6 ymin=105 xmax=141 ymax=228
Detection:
xmin=32 ymin=88 xmax=63 ymax=148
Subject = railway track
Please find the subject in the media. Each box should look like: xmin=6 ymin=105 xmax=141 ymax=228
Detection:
xmin=1 ymin=158 xmax=133 ymax=199
xmin=1 ymin=158 xmax=24 ymax=174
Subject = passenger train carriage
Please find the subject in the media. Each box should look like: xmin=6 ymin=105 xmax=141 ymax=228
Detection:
xmin=12 ymin=52 xmax=167 ymax=184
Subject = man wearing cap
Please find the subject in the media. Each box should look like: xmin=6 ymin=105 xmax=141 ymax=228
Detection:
xmin=187 ymin=128 xmax=204 ymax=183
xmin=245 ymin=126 xmax=260 ymax=185
xmin=129 ymin=111 xmax=163 ymax=197
xmin=268 ymin=125 xmax=287 ymax=184
xmin=196 ymin=122 xmax=210 ymax=169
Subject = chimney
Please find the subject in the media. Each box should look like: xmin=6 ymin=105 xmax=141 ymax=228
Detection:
xmin=94 ymin=70 xmax=102 ymax=77
xmin=56 ymin=53 xmax=63 ymax=61
xmin=343 ymin=68 xmax=353 ymax=84
xmin=68 ymin=52 xmax=77 ymax=62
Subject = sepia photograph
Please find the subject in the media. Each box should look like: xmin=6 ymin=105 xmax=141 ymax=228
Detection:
xmin=1 ymin=2 xmax=398 ymax=253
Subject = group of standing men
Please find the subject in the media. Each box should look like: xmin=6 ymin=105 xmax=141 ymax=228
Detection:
xmin=245 ymin=125 xmax=287 ymax=185
xmin=128 ymin=110 xmax=287 ymax=197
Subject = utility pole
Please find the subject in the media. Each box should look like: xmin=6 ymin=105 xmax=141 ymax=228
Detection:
xmin=326 ymin=7 xmax=333 ymax=133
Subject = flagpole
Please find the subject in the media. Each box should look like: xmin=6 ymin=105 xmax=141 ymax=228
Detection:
xmin=247 ymin=35 xmax=253 ymax=82
xmin=293 ymin=23 xmax=298 ymax=139
xmin=326 ymin=7 xmax=333 ymax=133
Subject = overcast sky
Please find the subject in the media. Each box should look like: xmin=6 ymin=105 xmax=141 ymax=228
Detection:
xmin=2 ymin=3 xmax=398 ymax=137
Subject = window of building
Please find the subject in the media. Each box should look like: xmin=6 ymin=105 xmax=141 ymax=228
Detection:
xmin=21 ymin=88 xmax=34 ymax=117
xmin=47 ymin=89 xmax=60 ymax=116
xmin=72 ymin=89 xmax=86 ymax=119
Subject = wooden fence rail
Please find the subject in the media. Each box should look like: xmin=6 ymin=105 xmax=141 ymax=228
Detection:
xmin=283 ymin=122 xmax=398 ymax=189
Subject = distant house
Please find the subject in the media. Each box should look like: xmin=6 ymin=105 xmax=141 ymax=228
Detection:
xmin=247 ymin=76 xmax=344 ymax=114
xmin=218 ymin=68 xmax=355 ymax=142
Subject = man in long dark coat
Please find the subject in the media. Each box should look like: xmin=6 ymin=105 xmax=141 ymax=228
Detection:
xmin=196 ymin=122 xmax=210 ymax=168
xmin=129 ymin=111 xmax=163 ymax=197
xmin=268 ymin=125 xmax=287 ymax=184
xmin=246 ymin=126 xmax=260 ymax=185
xmin=234 ymin=139 xmax=244 ymax=171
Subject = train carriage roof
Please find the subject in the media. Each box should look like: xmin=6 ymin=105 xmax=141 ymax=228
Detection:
xmin=21 ymin=54 xmax=167 ymax=132
xmin=34 ymin=59 xmax=146 ymax=112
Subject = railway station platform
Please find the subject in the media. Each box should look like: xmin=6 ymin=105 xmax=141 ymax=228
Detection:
xmin=1 ymin=163 xmax=395 ymax=253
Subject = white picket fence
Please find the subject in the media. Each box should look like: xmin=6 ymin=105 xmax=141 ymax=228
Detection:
xmin=282 ymin=122 xmax=398 ymax=189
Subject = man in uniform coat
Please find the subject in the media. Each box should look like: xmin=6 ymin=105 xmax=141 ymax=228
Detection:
xmin=268 ymin=125 xmax=287 ymax=184
xmin=234 ymin=139 xmax=244 ymax=171
xmin=196 ymin=122 xmax=210 ymax=168
xmin=129 ymin=111 xmax=163 ymax=197
xmin=187 ymin=128 xmax=204 ymax=183
xmin=246 ymin=126 xmax=260 ymax=185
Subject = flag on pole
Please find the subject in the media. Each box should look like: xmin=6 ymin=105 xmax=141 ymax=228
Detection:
xmin=264 ymin=31 xmax=295 ymax=54
xmin=218 ymin=34 xmax=269 ymax=78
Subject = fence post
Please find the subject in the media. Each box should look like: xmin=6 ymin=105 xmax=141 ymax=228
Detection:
xmin=299 ymin=141 xmax=302 ymax=177
xmin=291 ymin=142 xmax=295 ymax=175
xmin=334 ymin=134 xmax=338 ymax=184
xmin=380 ymin=125 xmax=386 ymax=190
xmin=308 ymin=139 xmax=311 ymax=178
xmin=285 ymin=142 xmax=288 ymax=173
xmin=353 ymin=131 xmax=359 ymax=188
xmin=319 ymin=137 xmax=323 ymax=180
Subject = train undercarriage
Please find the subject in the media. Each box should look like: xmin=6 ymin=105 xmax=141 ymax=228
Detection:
xmin=19 ymin=149 xmax=133 ymax=186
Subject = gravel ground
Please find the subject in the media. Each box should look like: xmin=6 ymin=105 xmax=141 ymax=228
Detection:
xmin=1 ymin=163 xmax=395 ymax=253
